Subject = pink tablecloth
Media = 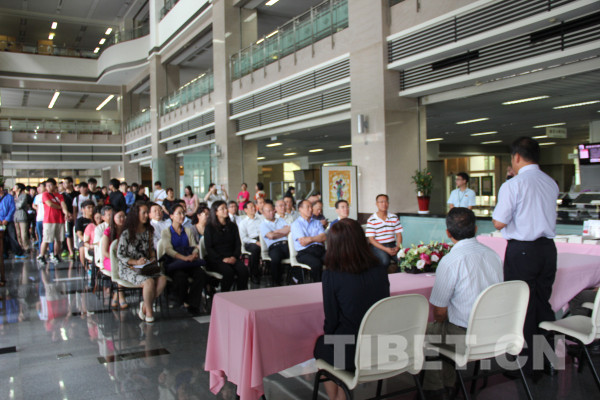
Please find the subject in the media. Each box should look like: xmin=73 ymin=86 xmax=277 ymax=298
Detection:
xmin=205 ymin=273 xmax=435 ymax=400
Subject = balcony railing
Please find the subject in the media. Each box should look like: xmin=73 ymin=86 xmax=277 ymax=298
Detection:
xmin=230 ymin=0 xmax=348 ymax=80
xmin=160 ymin=71 xmax=214 ymax=115
xmin=125 ymin=110 xmax=151 ymax=133
xmin=1 ymin=118 xmax=120 ymax=135
xmin=160 ymin=0 xmax=180 ymax=19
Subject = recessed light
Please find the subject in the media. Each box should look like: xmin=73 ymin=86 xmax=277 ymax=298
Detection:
xmin=533 ymin=122 xmax=565 ymax=128
xmin=553 ymin=100 xmax=600 ymax=109
xmin=481 ymin=140 xmax=502 ymax=144
xmin=266 ymin=142 xmax=282 ymax=147
xmin=96 ymin=95 xmax=114 ymax=111
xmin=265 ymin=0 xmax=280 ymax=5
xmin=105 ymin=28 xmax=113 ymax=35
xmin=257 ymin=156 xmax=265 ymax=160
xmin=539 ymin=142 xmax=556 ymax=146
xmin=502 ymin=96 xmax=549 ymax=105
xmin=456 ymin=118 xmax=489 ymax=124
xmin=283 ymin=152 xmax=297 ymax=156
xmin=93 ymin=47 xmax=100 ymax=53
xmin=309 ymin=149 xmax=324 ymax=153
xmin=426 ymin=138 xmax=444 ymax=142
xmin=532 ymin=135 xmax=548 ymax=139
xmin=470 ymin=131 xmax=498 ymax=136
xmin=51 ymin=22 xmax=57 ymax=30
xmin=48 ymin=33 xmax=55 ymax=40
xmin=99 ymin=38 xmax=106 ymax=45
xmin=48 ymin=91 xmax=60 ymax=109
xmin=338 ymin=144 xmax=352 ymax=148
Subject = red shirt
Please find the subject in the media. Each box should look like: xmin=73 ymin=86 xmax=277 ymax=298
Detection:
xmin=42 ymin=192 xmax=65 ymax=224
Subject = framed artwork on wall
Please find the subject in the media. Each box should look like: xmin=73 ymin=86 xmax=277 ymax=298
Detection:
xmin=321 ymin=165 xmax=358 ymax=221
xmin=469 ymin=177 xmax=480 ymax=196
xmin=481 ymin=176 xmax=494 ymax=196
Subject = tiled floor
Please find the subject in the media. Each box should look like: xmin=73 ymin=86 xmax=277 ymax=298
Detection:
xmin=1 ymin=253 xmax=599 ymax=400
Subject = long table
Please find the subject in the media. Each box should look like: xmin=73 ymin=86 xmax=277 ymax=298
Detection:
xmin=205 ymin=240 xmax=600 ymax=400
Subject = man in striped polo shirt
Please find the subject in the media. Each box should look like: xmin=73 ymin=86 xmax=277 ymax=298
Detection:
xmin=365 ymin=194 xmax=403 ymax=269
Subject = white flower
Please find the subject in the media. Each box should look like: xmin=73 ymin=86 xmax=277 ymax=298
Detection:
xmin=431 ymin=254 xmax=440 ymax=263
xmin=398 ymin=249 xmax=406 ymax=258
xmin=409 ymin=248 xmax=418 ymax=256
xmin=418 ymin=246 xmax=428 ymax=254
xmin=416 ymin=259 xmax=426 ymax=270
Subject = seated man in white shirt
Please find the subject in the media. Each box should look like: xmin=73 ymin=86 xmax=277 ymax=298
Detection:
xmin=447 ymin=172 xmax=476 ymax=210
xmin=365 ymin=194 xmax=403 ymax=269
xmin=275 ymin=199 xmax=295 ymax=225
xmin=239 ymin=201 xmax=262 ymax=284
xmin=260 ymin=201 xmax=291 ymax=286
xmin=228 ymin=200 xmax=241 ymax=224
xmin=423 ymin=208 xmax=503 ymax=399
xmin=149 ymin=202 xmax=171 ymax=249
xmin=283 ymin=194 xmax=300 ymax=222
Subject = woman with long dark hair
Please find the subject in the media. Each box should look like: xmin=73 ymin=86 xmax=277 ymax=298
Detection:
xmin=117 ymin=202 xmax=167 ymax=322
xmin=203 ymin=200 xmax=248 ymax=291
xmin=313 ymin=218 xmax=390 ymax=400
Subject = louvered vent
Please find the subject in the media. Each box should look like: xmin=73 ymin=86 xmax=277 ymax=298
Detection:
xmin=165 ymin=128 xmax=216 ymax=152
xmin=160 ymin=110 xmax=215 ymax=141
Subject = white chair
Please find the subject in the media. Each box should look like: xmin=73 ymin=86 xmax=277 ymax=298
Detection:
xmin=157 ymin=239 xmax=166 ymax=260
xmin=425 ymin=281 xmax=532 ymax=400
xmin=312 ymin=294 xmax=430 ymax=400
xmin=259 ymin=233 xmax=291 ymax=282
xmin=287 ymin=232 xmax=312 ymax=282
xmin=198 ymin=237 xmax=223 ymax=281
xmin=540 ymin=289 xmax=600 ymax=392
xmin=109 ymin=239 xmax=142 ymax=290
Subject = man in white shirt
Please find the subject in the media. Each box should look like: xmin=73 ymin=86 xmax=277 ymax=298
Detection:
xmin=32 ymin=182 xmax=47 ymax=251
xmin=153 ymin=181 xmax=167 ymax=206
xmin=149 ymin=203 xmax=171 ymax=249
xmin=239 ymin=202 xmax=262 ymax=284
xmin=260 ymin=201 xmax=291 ymax=286
xmin=492 ymin=136 xmax=559 ymax=375
xmin=424 ymin=207 xmax=503 ymax=397
xmin=275 ymin=199 xmax=296 ymax=225
xmin=283 ymin=195 xmax=300 ymax=221
xmin=73 ymin=182 xmax=97 ymax=219
xmin=228 ymin=201 xmax=241 ymax=224
xmin=365 ymin=194 xmax=403 ymax=269
xmin=447 ymin=172 xmax=476 ymax=210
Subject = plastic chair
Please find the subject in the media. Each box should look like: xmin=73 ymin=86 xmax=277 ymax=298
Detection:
xmin=109 ymin=239 xmax=143 ymax=301
xmin=312 ymin=294 xmax=430 ymax=400
xmin=540 ymin=289 xmax=600 ymax=392
xmin=198 ymin=237 xmax=223 ymax=281
xmin=425 ymin=281 xmax=533 ymax=400
xmin=287 ymin=232 xmax=312 ymax=282
xmin=259 ymin=233 xmax=291 ymax=281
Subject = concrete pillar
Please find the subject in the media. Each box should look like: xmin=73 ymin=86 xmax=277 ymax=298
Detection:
xmin=590 ymin=120 xmax=600 ymax=143
xmin=212 ymin=0 xmax=258 ymax=194
xmin=348 ymin=0 xmax=427 ymax=215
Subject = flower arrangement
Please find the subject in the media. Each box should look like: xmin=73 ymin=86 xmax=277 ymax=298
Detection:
xmin=411 ymin=169 xmax=433 ymax=197
xmin=399 ymin=241 xmax=452 ymax=273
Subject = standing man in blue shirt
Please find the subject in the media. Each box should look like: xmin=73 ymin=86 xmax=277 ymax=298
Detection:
xmin=291 ymin=200 xmax=326 ymax=282
xmin=0 ymin=182 xmax=24 ymax=259
xmin=492 ymin=136 xmax=559 ymax=376
xmin=447 ymin=172 xmax=477 ymax=210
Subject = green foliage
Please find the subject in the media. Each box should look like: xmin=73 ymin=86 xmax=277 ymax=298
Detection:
xmin=411 ymin=168 xmax=433 ymax=196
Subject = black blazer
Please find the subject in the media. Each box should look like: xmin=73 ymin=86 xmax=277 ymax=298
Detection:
xmin=204 ymin=222 xmax=241 ymax=266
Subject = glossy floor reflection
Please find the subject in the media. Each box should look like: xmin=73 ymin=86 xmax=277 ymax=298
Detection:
xmin=0 ymin=253 xmax=599 ymax=400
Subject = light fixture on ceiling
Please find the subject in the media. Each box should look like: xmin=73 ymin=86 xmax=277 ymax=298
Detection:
xmin=51 ymin=22 xmax=57 ymax=30
xmin=257 ymin=156 xmax=266 ymax=160
xmin=539 ymin=142 xmax=556 ymax=146
xmin=481 ymin=140 xmax=502 ymax=144
xmin=105 ymin=28 xmax=113 ymax=35
xmin=48 ymin=33 xmax=55 ymax=40
xmin=266 ymin=30 xmax=279 ymax=38
xmin=99 ymin=38 xmax=106 ymax=45
xmin=36 ymin=125 xmax=40 ymax=129
xmin=309 ymin=148 xmax=324 ymax=152
xmin=283 ymin=152 xmax=297 ymax=156
xmin=426 ymin=138 xmax=444 ymax=142
xmin=553 ymin=100 xmax=600 ymax=109
xmin=48 ymin=91 xmax=60 ymax=109
xmin=533 ymin=122 xmax=565 ymax=128
xmin=532 ymin=135 xmax=548 ymax=139
xmin=265 ymin=0 xmax=280 ymax=6
xmin=256 ymin=38 xmax=264 ymax=44
xmin=339 ymin=144 xmax=352 ymax=148
xmin=470 ymin=131 xmax=498 ymax=136
xmin=266 ymin=142 xmax=282 ymax=147
xmin=456 ymin=117 xmax=489 ymax=124
xmin=96 ymin=94 xmax=114 ymax=111
xmin=502 ymin=95 xmax=549 ymax=105
xmin=93 ymin=47 xmax=100 ymax=53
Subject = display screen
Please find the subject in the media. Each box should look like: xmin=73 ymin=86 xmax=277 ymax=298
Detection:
xmin=578 ymin=142 xmax=600 ymax=165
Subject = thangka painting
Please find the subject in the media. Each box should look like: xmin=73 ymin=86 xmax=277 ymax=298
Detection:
xmin=328 ymin=170 xmax=352 ymax=208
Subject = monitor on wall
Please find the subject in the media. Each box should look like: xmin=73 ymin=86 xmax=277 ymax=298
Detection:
xmin=578 ymin=142 xmax=600 ymax=165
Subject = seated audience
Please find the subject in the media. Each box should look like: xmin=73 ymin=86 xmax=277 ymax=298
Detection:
xmin=161 ymin=204 xmax=207 ymax=315
xmin=255 ymin=197 xmax=265 ymax=217
xmin=203 ymin=200 xmax=248 ymax=292
xmin=365 ymin=194 xmax=403 ymax=269
xmin=330 ymin=199 xmax=349 ymax=227
xmin=101 ymin=210 xmax=127 ymax=308
xmin=291 ymin=200 xmax=326 ymax=282
xmin=176 ymin=199 xmax=193 ymax=227
xmin=93 ymin=206 xmax=113 ymax=247
xmin=313 ymin=218 xmax=390 ymax=400
xmin=423 ymin=208 xmax=503 ymax=398
xmin=117 ymin=202 xmax=167 ymax=323
xmin=283 ymin=194 xmax=300 ymax=222
xmin=238 ymin=202 xmax=262 ymax=284
xmin=275 ymin=199 xmax=293 ymax=224
xmin=75 ymin=200 xmax=95 ymax=266
xmin=228 ymin=200 xmax=241 ymax=224
xmin=312 ymin=200 xmax=328 ymax=228
xmin=260 ymin=201 xmax=291 ymax=286
xmin=192 ymin=204 xmax=210 ymax=243
xmin=183 ymin=186 xmax=199 ymax=218
xmin=204 ymin=183 xmax=228 ymax=208
xmin=162 ymin=188 xmax=177 ymax=216
xmin=82 ymin=206 xmax=102 ymax=261
xmin=150 ymin=203 xmax=171 ymax=249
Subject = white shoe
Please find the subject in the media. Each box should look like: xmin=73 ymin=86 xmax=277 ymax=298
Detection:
xmin=138 ymin=302 xmax=145 ymax=321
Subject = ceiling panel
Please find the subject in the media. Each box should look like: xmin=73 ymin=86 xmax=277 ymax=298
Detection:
xmin=0 ymin=88 xmax=118 ymax=111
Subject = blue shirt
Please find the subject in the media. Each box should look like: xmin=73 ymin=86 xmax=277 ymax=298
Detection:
xmin=260 ymin=217 xmax=289 ymax=248
xmin=447 ymin=188 xmax=476 ymax=208
xmin=0 ymin=192 xmax=16 ymax=222
xmin=291 ymin=216 xmax=325 ymax=251
xmin=169 ymin=225 xmax=189 ymax=253
xmin=492 ymin=164 xmax=558 ymax=241
xmin=125 ymin=192 xmax=135 ymax=210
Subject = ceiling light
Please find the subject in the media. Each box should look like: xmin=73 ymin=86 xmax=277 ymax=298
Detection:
xmin=339 ymin=144 xmax=352 ymax=148
xmin=553 ymin=100 xmax=600 ymax=109
xmin=481 ymin=140 xmax=502 ymax=144
xmin=539 ymin=142 xmax=556 ymax=146
xmin=309 ymin=148 xmax=324 ymax=152
xmin=265 ymin=0 xmax=280 ymax=5
xmin=96 ymin=94 xmax=114 ymax=111
xmin=502 ymin=95 xmax=549 ymax=105
xmin=99 ymin=38 xmax=106 ymax=45
xmin=48 ymin=33 xmax=55 ymax=40
xmin=532 ymin=135 xmax=548 ymax=139
xmin=105 ymin=28 xmax=113 ymax=35
xmin=426 ymin=138 xmax=444 ymax=142
xmin=266 ymin=30 xmax=279 ymax=38
xmin=48 ymin=91 xmax=60 ymax=109
xmin=456 ymin=117 xmax=489 ymax=124
xmin=9 ymin=125 xmax=12 ymax=129
xmin=51 ymin=22 xmax=57 ymax=29
xmin=36 ymin=126 xmax=40 ymax=129
xmin=533 ymin=122 xmax=565 ymax=128
xmin=283 ymin=152 xmax=297 ymax=156
xmin=93 ymin=47 xmax=100 ymax=53
xmin=266 ymin=142 xmax=282 ymax=147
xmin=470 ymin=131 xmax=498 ymax=136
xmin=257 ymin=156 xmax=265 ymax=160
xmin=256 ymin=38 xmax=264 ymax=44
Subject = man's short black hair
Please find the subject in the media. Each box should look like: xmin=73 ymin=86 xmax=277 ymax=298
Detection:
xmin=335 ymin=199 xmax=348 ymax=208
xmin=298 ymin=199 xmax=311 ymax=209
xmin=511 ymin=136 xmax=540 ymax=164
xmin=79 ymin=182 xmax=88 ymax=189
xmin=81 ymin=200 xmax=95 ymax=209
xmin=131 ymin=182 xmax=139 ymax=189
xmin=376 ymin=194 xmax=388 ymax=201
xmin=243 ymin=201 xmax=254 ymax=210
xmin=88 ymin=177 xmax=97 ymax=185
xmin=256 ymin=182 xmax=264 ymax=191
xmin=47 ymin=178 xmax=57 ymax=186
xmin=446 ymin=207 xmax=476 ymax=241
xmin=120 ymin=181 xmax=128 ymax=187
xmin=64 ymin=176 xmax=73 ymax=184
xmin=264 ymin=199 xmax=274 ymax=207
xmin=457 ymin=172 xmax=469 ymax=183
xmin=109 ymin=178 xmax=120 ymax=189
xmin=154 ymin=181 xmax=162 ymax=187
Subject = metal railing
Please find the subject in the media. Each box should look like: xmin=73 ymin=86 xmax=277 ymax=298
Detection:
xmin=125 ymin=110 xmax=151 ymax=133
xmin=1 ymin=118 xmax=120 ymax=135
xmin=230 ymin=0 xmax=348 ymax=80
xmin=160 ymin=71 xmax=214 ymax=115
xmin=160 ymin=0 xmax=180 ymax=19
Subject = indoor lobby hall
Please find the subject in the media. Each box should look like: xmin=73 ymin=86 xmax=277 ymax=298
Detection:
xmin=1 ymin=252 xmax=600 ymax=400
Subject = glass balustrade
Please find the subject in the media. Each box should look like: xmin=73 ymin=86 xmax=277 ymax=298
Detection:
xmin=125 ymin=110 xmax=151 ymax=133
xmin=230 ymin=0 xmax=348 ymax=80
xmin=160 ymin=72 xmax=214 ymax=116
xmin=1 ymin=118 xmax=120 ymax=135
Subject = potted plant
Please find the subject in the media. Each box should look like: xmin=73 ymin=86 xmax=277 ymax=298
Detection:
xmin=411 ymin=168 xmax=433 ymax=214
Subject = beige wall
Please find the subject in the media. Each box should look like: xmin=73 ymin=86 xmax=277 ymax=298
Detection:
xmin=389 ymin=0 xmax=480 ymax=35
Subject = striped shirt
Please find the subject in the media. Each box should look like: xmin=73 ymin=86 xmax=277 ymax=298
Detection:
xmin=365 ymin=212 xmax=403 ymax=244
xmin=429 ymin=238 xmax=503 ymax=328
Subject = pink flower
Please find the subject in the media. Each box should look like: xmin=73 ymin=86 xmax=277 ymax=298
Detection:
xmin=420 ymin=253 xmax=431 ymax=265
xmin=442 ymin=243 xmax=450 ymax=250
